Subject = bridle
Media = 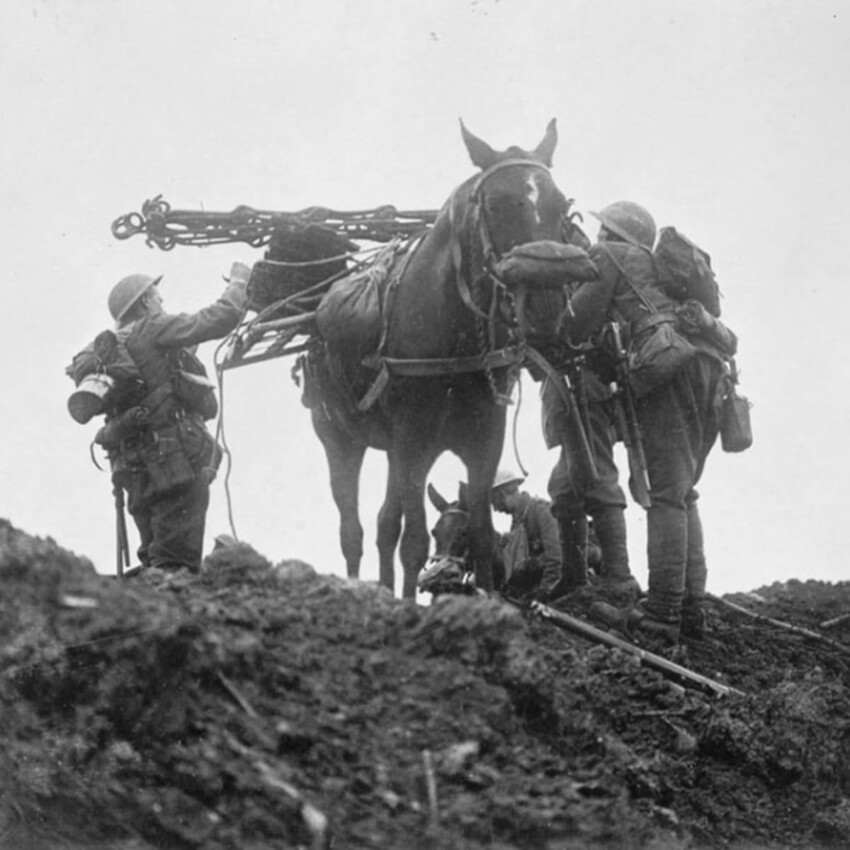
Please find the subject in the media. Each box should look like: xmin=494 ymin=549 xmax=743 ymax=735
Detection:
xmin=358 ymin=158 xmax=584 ymax=412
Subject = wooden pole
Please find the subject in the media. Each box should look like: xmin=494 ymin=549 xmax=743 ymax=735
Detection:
xmin=527 ymin=601 xmax=746 ymax=698
xmin=709 ymin=594 xmax=850 ymax=656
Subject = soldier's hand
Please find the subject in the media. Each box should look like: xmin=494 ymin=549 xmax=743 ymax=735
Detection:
xmin=226 ymin=261 xmax=252 ymax=287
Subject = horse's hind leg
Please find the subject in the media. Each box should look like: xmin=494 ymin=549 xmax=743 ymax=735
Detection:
xmin=315 ymin=415 xmax=367 ymax=579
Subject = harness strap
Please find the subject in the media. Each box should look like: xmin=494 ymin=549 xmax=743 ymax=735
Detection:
xmin=631 ymin=311 xmax=679 ymax=336
xmin=362 ymin=346 xmax=525 ymax=379
xmin=375 ymin=236 xmax=424 ymax=355
xmin=522 ymin=346 xmax=575 ymax=412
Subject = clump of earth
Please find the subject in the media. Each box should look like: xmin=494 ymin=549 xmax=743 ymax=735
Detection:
xmin=1 ymin=517 xmax=849 ymax=849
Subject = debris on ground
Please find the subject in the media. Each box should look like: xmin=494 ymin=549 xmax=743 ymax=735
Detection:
xmin=1 ymin=518 xmax=849 ymax=849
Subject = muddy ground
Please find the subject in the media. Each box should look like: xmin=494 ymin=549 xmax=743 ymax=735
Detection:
xmin=1 ymin=518 xmax=849 ymax=849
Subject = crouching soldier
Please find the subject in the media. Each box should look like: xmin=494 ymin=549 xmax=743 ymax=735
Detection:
xmin=490 ymin=470 xmax=562 ymax=597
xmin=67 ymin=264 xmax=250 ymax=574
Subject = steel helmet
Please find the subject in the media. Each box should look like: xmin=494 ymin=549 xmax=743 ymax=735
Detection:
xmin=108 ymin=273 xmax=162 ymax=322
xmin=491 ymin=469 xmax=525 ymax=491
xmin=590 ymin=201 xmax=657 ymax=250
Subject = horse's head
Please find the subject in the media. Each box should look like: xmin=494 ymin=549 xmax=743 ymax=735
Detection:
xmin=458 ymin=118 xmax=574 ymax=254
xmin=453 ymin=120 xmax=597 ymax=354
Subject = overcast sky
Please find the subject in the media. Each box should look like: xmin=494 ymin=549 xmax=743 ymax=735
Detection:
xmin=2 ymin=0 xmax=848 ymax=596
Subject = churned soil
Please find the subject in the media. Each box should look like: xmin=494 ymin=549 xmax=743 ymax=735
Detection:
xmin=1 ymin=517 xmax=849 ymax=850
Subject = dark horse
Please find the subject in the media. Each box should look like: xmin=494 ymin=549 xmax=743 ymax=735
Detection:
xmin=303 ymin=120 xmax=579 ymax=598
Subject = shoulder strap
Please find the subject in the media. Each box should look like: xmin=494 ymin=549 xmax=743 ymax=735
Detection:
xmin=600 ymin=242 xmax=657 ymax=315
xmin=123 ymin=321 xmax=182 ymax=420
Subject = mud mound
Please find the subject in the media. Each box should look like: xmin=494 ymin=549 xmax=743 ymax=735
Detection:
xmin=1 ymin=519 xmax=849 ymax=849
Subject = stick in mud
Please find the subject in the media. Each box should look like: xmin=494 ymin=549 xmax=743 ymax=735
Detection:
xmin=819 ymin=612 xmax=850 ymax=631
xmin=422 ymin=749 xmax=439 ymax=828
xmin=709 ymin=594 xmax=850 ymax=655
xmin=525 ymin=600 xmax=746 ymax=699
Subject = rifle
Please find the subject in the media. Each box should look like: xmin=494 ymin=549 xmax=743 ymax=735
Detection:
xmin=514 ymin=597 xmax=745 ymax=699
xmin=526 ymin=346 xmax=599 ymax=493
xmin=569 ymin=355 xmax=595 ymax=465
xmin=113 ymin=481 xmax=131 ymax=578
xmin=604 ymin=322 xmax=651 ymax=509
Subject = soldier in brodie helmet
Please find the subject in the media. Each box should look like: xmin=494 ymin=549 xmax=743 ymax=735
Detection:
xmin=69 ymin=264 xmax=250 ymax=575
xmin=535 ymin=203 xmax=650 ymax=605
xmin=555 ymin=200 xmax=733 ymax=646
xmin=490 ymin=469 xmax=562 ymax=597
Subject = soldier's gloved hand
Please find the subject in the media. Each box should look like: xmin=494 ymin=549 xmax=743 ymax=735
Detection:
xmin=227 ymin=261 xmax=252 ymax=286
xmin=222 ymin=261 xmax=252 ymax=308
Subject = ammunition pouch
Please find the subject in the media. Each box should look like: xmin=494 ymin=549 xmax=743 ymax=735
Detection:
xmin=95 ymin=406 xmax=150 ymax=449
xmin=628 ymin=314 xmax=698 ymax=398
xmin=142 ymin=417 xmax=222 ymax=499
xmin=110 ymin=416 xmax=222 ymax=504
xmin=676 ymin=300 xmax=738 ymax=358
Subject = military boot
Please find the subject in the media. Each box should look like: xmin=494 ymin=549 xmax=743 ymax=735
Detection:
xmin=591 ymin=505 xmax=640 ymax=600
xmin=590 ymin=599 xmax=680 ymax=647
xmin=644 ymin=503 xmax=688 ymax=624
xmin=538 ymin=513 xmax=588 ymax=603
xmin=680 ymin=601 xmax=707 ymax=640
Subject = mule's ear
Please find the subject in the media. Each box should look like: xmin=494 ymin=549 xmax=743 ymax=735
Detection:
xmin=460 ymin=118 xmax=498 ymax=170
xmin=428 ymin=482 xmax=450 ymax=513
xmin=458 ymin=481 xmax=469 ymax=511
xmin=533 ymin=118 xmax=558 ymax=167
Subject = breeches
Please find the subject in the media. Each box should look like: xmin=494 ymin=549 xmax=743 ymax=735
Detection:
xmin=548 ymin=400 xmax=626 ymax=514
xmin=129 ymin=479 xmax=210 ymax=572
xmin=636 ymin=354 xmax=724 ymax=508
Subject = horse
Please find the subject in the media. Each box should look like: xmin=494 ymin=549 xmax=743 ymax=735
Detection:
xmin=302 ymin=119 xmax=586 ymax=598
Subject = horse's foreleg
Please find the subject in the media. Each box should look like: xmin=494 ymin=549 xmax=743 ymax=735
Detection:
xmin=376 ymin=473 xmax=403 ymax=593
xmin=466 ymin=482 xmax=497 ymax=592
xmin=398 ymin=456 xmax=440 ymax=601
xmin=315 ymin=415 xmax=367 ymax=579
xmin=462 ymin=418 xmax=506 ymax=593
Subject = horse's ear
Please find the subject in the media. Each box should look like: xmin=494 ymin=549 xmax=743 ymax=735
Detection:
xmin=533 ymin=118 xmax=558 ymax=167
xmin=458 ymin=481 xmax=469 ymax=511
xmin=427 ymin=482 xmax=450 ymax=513
xmin=460 ymin=118 xmax=498 ymax=170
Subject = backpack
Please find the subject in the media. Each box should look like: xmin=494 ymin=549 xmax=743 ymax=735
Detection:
xmin=653 ymin=227 xmax=722 ymax=317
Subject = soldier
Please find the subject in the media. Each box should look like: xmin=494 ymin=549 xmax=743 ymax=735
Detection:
xmin=539 ymin=359 xmax=639 ymax=603
xmin=490 ymin=470 xmax=562 ymax=597
xmin=69 ymin=264 xmax=249 ymax=575
xmin=558 ymin=201 xmax=734 ymax=645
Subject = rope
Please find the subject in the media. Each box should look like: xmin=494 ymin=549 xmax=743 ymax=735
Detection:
xmin=510 ymin=372 xmax=529 ymax=477
xmin=212 ymin=312 xmax=250 ymax=542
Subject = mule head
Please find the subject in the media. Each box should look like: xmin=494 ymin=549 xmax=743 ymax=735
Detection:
xmin=419 ymin=481 xmax=474 ymax=595
xmin=427 ymin=482 xmax=469 ymax=559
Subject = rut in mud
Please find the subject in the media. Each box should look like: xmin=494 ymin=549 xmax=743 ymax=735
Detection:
xmin=1 ymin=517 xmax=849 ymax=849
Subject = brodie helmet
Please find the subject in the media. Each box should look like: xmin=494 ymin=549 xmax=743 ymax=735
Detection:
xmin=590 ymin=201 xmax=657 ymax=250
xmin=491 ymin=469 xmax=525 ymax=492
xmin=108 ymin=273 xmax=162 ymax=322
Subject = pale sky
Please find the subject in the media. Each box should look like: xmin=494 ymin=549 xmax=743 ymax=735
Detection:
xmin=2 ymin=0 xmax=848 ymax=595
